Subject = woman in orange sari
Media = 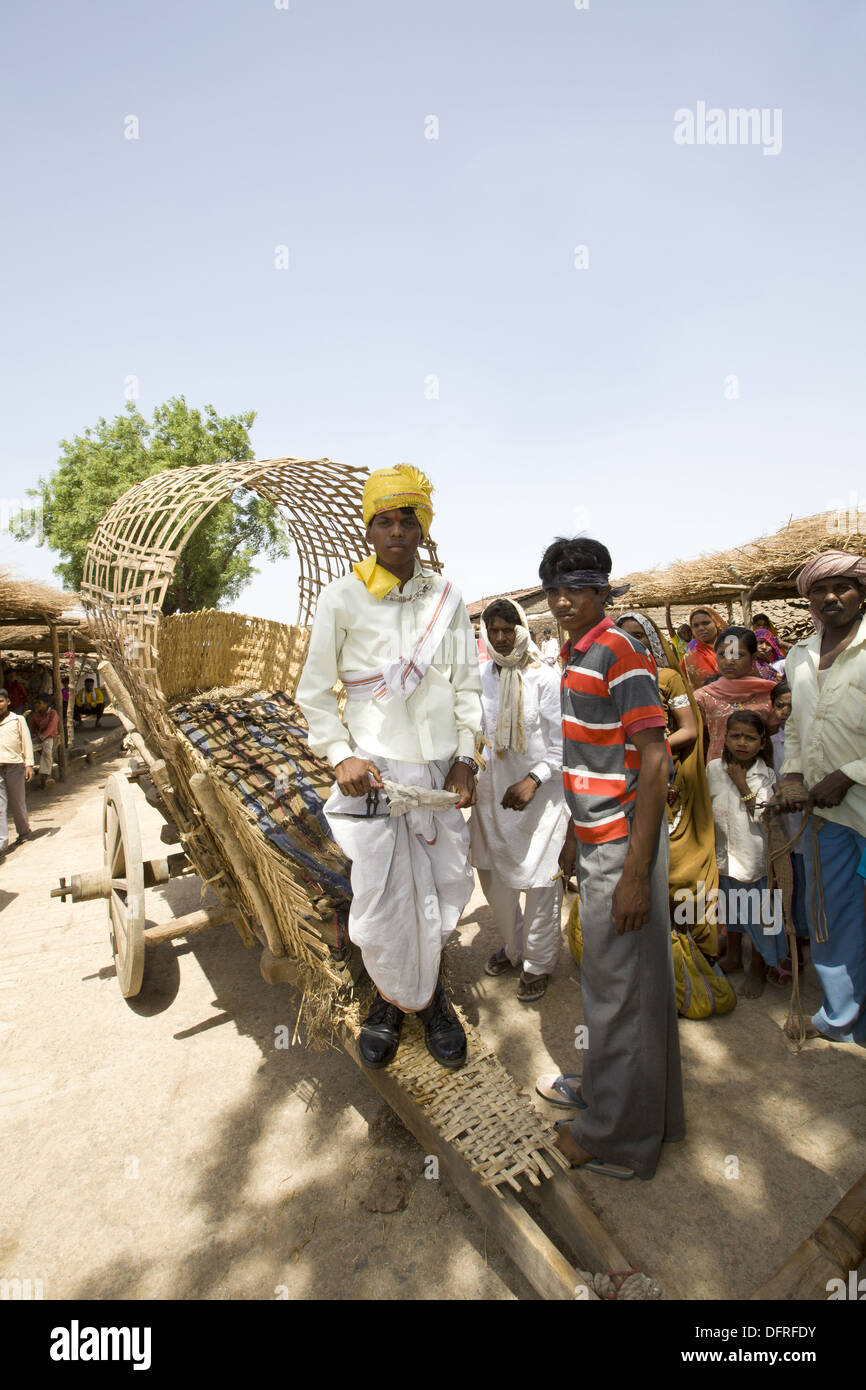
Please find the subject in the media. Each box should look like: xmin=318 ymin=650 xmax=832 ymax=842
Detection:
xmin=681 ymin=607 xmax=727 ymax=690
xmin=694 ymin=626 xmax=778 ymax=762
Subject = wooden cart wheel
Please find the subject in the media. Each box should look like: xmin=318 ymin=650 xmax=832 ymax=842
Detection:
xmin=102 ymin=771 xmax=146 ymax=998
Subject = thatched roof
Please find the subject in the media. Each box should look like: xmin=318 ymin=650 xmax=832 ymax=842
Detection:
xmin=0 ymin=620 xmax=96 ymax=655
xmin=0 ymin=568 xmax=79 ymax=624
xmin=465 ymin=587 xmax=547 ymax=621
xmin=612 ymin=509 xmax=866 ymax=609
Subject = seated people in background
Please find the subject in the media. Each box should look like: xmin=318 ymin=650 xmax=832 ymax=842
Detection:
xmin=694 ymin=627 xmax=777 ymax=762
xmin=681 ymin=607 xmax=727 ymax=689
xmin=30 ymin=696 xmax=60 ymax=789
xmin=74 ymin=678 xmax=105 ymax=725
xmin=539 ymin=627 xmax=560 ymax=666
xmin=708 ymin=711 xmax=782 ymax=997
xmin=470 ymin=599 xmax=569 ymax=1002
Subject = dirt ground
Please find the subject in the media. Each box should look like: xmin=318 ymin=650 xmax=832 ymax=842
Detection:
xmin=2 ymin=739 xmax=864 ymax=1302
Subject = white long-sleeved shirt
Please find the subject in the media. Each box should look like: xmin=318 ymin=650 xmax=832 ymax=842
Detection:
xmin=707 ymin=757 xmax=776 ymax=881
xmin=0 ymin=711 xmax=34 ymax=767
xmin=469 ymin=660 xmax=569 ymax=886
xmin=780 ymin=614 xmax=866 ymax=838
xmin=296 ymin=562 xmax=482 ymax=768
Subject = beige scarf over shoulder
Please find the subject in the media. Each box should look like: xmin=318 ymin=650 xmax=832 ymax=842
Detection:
xmin=480 ymin=600 xmax=542 ymax=756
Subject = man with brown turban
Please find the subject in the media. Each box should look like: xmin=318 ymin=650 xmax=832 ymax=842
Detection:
xmin=771 ymin=550 xmax=866 ymax=1042
xmin=297 ymin=465 xmax=482 ymax=1069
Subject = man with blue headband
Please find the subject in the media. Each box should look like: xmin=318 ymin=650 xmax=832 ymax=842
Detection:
xmin=534 ymin=536 xmax=684 ymax=1180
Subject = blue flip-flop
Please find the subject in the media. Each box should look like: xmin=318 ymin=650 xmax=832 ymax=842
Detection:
xmin=582 ymin=1158 xmax=635 ymax=1180
xmin=535 ymin=1073 xmax=587 ymax=1110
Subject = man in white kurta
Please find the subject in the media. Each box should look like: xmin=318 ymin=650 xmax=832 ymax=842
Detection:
xmin=470 ymin=601 xmax=569 ymax=999
xmin=296 ymin=465 xmax=482 ymax=1069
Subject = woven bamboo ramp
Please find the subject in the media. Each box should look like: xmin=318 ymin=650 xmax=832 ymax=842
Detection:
xmin=71 ymin=455 xmax=651 ymax=1300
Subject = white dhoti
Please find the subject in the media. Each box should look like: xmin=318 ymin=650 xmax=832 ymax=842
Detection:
xmin=323 ymin=750 xmax=474 ymax=1012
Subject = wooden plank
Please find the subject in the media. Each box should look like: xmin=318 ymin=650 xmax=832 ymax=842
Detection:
xmin=751 ymin=1170 xmax=866 ymax=1300
xmin=340 ymin=1027 xmax=595 ymax=1301
xmin=535 ymin=1167 xmax=633 ymax=1276
xmin=144 ymin=905 xmax=238 ymax=945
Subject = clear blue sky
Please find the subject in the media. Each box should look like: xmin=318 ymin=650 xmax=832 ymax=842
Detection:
xmin=2 ymin=0 xmax=864 ymax=619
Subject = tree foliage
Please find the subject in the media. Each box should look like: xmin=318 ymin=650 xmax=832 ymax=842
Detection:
xmin=14 ymin=397 xmax=291 ymax=612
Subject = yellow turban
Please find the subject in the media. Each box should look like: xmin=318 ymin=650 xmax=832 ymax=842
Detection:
xmin=361 ymin=464 xmax=434 ymax=539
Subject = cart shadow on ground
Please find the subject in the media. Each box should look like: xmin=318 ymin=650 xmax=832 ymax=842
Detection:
xmin=67 ymin=872 xmax=538 ymax=1301
xmin=62 ymin=845 xmax=866 ymax=1302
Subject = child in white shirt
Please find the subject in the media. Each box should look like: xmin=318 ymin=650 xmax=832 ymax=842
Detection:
xmin=707 ymin=710 xmax=783 ymax=999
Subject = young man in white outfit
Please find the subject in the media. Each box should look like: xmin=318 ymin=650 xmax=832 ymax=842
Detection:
xmin=296 ymin=465 xmax=482 ymax=1069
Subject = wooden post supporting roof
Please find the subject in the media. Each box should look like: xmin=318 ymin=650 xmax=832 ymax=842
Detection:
xmin=48 ymin=621 xmax=66 ymax=781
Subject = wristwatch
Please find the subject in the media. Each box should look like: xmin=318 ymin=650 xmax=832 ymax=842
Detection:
xmin=455 ymin=755 xmax=479 ymax=776
xmin=526 ymin=772 xmax=542 ymax=789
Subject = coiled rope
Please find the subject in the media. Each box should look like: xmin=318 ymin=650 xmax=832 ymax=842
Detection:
xmin=575 ymin=1267 xmax=664 ymax=1300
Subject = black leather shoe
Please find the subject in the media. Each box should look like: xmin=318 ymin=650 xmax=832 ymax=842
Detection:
xmin=417 ymin=983 xmax=467 ymax=1069
xmin=359 ymin=991 xmax=404 ymax=1069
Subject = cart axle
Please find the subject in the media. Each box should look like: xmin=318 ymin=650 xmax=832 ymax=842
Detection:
xmin=52 ymin=851 xmax=191 ymax=903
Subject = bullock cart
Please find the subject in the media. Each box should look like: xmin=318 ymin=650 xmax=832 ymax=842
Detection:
xmin=51 ymin=457 xmax=651 ymax=1301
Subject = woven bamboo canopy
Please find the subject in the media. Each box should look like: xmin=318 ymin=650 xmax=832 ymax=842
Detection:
xmin=612 ymin=510 xmax=866 ymax=609
xmin=80 ymin=456 xmax=441 ymax=747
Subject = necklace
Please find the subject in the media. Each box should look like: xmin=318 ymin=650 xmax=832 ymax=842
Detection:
xmin=384 ymin=581 xmax=434 ymax=604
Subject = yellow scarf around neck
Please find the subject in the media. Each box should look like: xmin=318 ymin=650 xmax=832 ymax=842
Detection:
xmin=352 ymin=553 xmax=406 ymax=600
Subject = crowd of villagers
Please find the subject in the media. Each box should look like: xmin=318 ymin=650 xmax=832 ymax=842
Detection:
xmin=297 ymin=463 xmax=866 ymax=1183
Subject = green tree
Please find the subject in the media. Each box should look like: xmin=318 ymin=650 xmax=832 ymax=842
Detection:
xmin=13 ymin=397 xmax=291 ymax=612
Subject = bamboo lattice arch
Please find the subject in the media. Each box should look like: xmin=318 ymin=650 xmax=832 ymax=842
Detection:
xmin=80 ymin=456 xmax=441 ymax=738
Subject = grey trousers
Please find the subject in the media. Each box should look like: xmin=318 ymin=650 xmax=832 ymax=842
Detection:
xmin=567 ymin=824 xmax=685 ymax=1179
xmin=0 ymin=763 xmax=30 ymax=850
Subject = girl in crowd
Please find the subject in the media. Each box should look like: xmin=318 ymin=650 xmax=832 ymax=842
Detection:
xmin=694 ymin=626 xmax=777 ymax=762
xmin=616 ymin=612 xmax=719 ymax=956
xmin=470 ymin=599 xmax=569 ymax=1001
xmin=754 ymin=628 xmax=786 ymax=682
xmin=681 ymin=607 xmax=727 ymax=689
xmin=751 ymin=613 xmax=788 ymax=654
xmin=708 ymin=710 xmax=784 ymax=996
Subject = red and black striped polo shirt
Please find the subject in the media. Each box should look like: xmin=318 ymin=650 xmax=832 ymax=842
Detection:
xmin=561 ymin=616 xmax=668 ymax=844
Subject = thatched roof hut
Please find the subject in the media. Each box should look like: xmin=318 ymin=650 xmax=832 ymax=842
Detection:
xmin=465 ymin=587 xmax=547 ymax=622
xmin=0 ymin=570 xmax=83 ymax=780
xmin=0 ymin=569 xmax=78 ymax=624
xmin=0 ymin=621 xmax=95 ymax=655
xmin=467 ymin=509 xmax=862 ymax=646
xmin=611 ymin=509 xmax=865 ymax=610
